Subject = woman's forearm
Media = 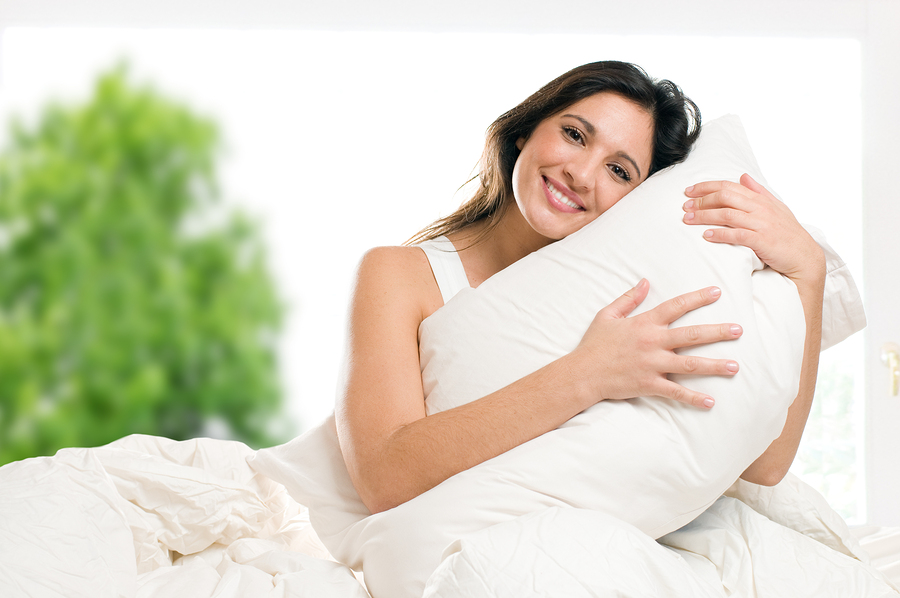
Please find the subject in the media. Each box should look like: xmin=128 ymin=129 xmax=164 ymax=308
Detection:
xmin=344 ymin=354 xmax=593 ymax=514
xmin=740 ymin=259 xmax=826 ymax=486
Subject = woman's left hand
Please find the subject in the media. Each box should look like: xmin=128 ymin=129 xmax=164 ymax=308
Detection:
xmin=684 ymin=174 xmax=828 ymax=486
xmin=682 ymin=173 xmax=824 ymax=285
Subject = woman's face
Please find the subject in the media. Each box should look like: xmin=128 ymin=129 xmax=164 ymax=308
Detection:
xmin=511 ymin=92 xmax=654 ymax=242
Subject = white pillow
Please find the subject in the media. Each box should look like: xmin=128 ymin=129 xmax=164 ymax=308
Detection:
xmin=249 ymin=115 xmax=866 ymax=598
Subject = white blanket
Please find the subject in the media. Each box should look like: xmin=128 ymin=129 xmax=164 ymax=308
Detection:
xmin=0 ymin=434 xmax=369 ymax=598
xmin=1 ymin=434 xmax=897 ymax=597
xmin=426 ymin=477 xmax=899 ymax=597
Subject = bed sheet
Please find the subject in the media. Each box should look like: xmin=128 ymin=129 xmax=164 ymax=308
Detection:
xmin=1 ymin=433 xmax=899 ymax=598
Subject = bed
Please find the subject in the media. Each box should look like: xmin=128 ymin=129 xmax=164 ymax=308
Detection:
xmin=2 ymin=115 xmax=897 ymax=597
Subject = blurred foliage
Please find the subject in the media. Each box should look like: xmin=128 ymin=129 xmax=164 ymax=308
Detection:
xmin=792 ymin=361 xmax=859 ymax=521
xmin=0 ymin=67 xmax=287 ymax=465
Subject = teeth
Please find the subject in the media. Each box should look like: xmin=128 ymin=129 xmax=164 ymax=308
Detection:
xmin=546 ymin=180 xmax=581 ymax=209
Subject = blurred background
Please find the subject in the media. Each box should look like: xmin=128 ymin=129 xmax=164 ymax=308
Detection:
xmin=1 ymin=0 xmax=898 ymax=527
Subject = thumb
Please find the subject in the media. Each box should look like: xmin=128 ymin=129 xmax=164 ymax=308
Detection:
xmin=600 ymin=278 xmax=649 ymax=319
xmin=740 ymin=172 xmax=767 ymax=195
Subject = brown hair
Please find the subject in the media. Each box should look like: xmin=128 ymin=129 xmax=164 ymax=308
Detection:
xmin=406 ymin=61 xmax=701 ymax=246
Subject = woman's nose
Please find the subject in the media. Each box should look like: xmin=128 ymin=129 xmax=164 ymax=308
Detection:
xmin=564 ymin=153 xmax=601 ymax=192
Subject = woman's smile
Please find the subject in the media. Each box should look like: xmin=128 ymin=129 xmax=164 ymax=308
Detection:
xmin=543 ymin=176 xmax=584 ymax=212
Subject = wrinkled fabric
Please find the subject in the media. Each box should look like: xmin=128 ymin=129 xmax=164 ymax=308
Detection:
xmin=3 ymin=433 xmax=898 ymax=598
xmin=855 ymin=526 xmax=900 ymax=589
xmin=0 ymin=435 xmax=369 ymax=598
xmin=424 ymin=476 xmax=900 ymax=598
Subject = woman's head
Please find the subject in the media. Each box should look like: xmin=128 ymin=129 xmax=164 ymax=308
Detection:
xmin=408 ymin=61 xmax=700 ymax=245
xmin=509 ymin=90 xmax=655 ymax=243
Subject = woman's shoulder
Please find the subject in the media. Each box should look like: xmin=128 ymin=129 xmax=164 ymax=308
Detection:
xmin=353 ymin=245 xmax=443 ymax=324
xmin=357 ymin=245 xmax=433 ymax=283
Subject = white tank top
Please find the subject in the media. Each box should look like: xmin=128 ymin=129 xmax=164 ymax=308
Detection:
xmin=417 ymin=236 xmax=470 ymax=305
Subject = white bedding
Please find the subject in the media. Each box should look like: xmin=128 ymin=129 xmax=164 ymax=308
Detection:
xmin=0 ymin=434 xmax=370 ymax=598
xmin=426 ymin=476 xmax=899 ymax=597
xmin=426 ymin=498 xmax=896 ymax=597
xmin=1 ymin=433 xmax=898 ymax=597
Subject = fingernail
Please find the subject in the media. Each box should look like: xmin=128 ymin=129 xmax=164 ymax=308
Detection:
xmin=683 ymin=212 xmax=694 ymax=221
xmin=683 ymin=200 xmax=694 ymax=209
xmin=702 ymin=397 xmax=715 ymax=408
xmin=730 ymin=324 xmax=742 ymax=336
xmin=685 ymin=185 xmax=694 ymax=194
xmin=726 ymin=361 xmax=739 ymax=373
xmin=709 ymin=287 xmax=721 ymax=298
xmin=703 ymin=230 xmax=714 ymax=238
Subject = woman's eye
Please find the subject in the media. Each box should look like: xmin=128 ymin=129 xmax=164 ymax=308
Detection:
xmin=563 ymin=126 xmax=583 ymax=144
xmin=610 ymin=164 xmax=632 ymax=182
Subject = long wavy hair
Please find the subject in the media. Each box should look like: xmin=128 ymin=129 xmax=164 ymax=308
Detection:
xmin=406 ymin=61 xmax=701 ymax=246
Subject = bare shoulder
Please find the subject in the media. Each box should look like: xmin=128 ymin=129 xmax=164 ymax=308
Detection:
xmin=352 ymin=245 xmax=443 ymax=328
xmin=339 ymin=245 xmax=441 ymax=439
xmin=357 ymin=245 xmax=433 ymax=281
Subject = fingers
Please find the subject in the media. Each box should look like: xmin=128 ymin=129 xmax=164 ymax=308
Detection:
xmin=739 ymin=172 xmax=767 ymax=194
xmin=599 ymin=278 xmax=649 ymax=319
xmin=699 ymin=226 xmax=757 ymax=247
xmin=649 ymin=286 xmax=721 ymax=325
xmin=589 ymin=283 xmax=742 ymax=411
xmin=683 ymin=205 xmax=753 ymax=230
xmin=665 ymin=322 xmax=743 ymax=350
xmin=664 ymin=353 xmax=740 ymax=377
xmin=682 ymin=176 xmax=766 ymax=237
xmin=653 ymin=380 xmax=717 ymax=410
xmin=683 ymin=179 xmax=754 ymax=209
xmin=649 ymin=356 xmax=740 ymax=409
xmin=682 ymin=174 xmax=779 ymax=221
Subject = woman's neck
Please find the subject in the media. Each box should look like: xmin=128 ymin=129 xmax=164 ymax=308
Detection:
xmin=448 ymin=201 xmax=554 ymax=287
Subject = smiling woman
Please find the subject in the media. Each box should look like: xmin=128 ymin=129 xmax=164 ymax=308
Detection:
xmin=0 ymin=27 xmax=866 ymax=521
xmin=335 ymin=61 xmax=720 ymax=516
xmin=405 ymin=61 xmax=696 ymax=257
xmin=510 ymin=93 xmax=655 ymax=241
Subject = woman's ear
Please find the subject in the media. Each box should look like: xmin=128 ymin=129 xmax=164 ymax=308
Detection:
xmin=515 ymin=137 xmax=526 ymax=151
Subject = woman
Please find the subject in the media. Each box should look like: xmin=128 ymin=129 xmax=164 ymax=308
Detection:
xmin=335 ymin=61 xmax=825 ymax=514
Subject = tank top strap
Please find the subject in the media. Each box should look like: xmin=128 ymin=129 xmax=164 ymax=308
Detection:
xmin=416 ymin=236 xmax=470 ymax=305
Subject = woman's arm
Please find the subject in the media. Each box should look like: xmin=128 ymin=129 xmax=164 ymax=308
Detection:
xmin=683 ymin=173 xmax=827 ymax=485
xmin=336 ymin=246 xmax=743 ymax=513
xmin=337 ymin=246 xmax=594 ymax=513
xmin=741 ymin=273 xmax=824 ymax=485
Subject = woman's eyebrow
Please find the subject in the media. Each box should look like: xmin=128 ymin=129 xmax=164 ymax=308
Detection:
xmin=563 ymin=114 xmax=596 ymax=136
xmin=617 ymin=151 xmax=642 ymax=181
xmin=563 ymin=113 xmax=643 ymax=180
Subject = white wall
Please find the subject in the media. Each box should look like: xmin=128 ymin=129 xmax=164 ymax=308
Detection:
xmin=0 ymin=0 xmax=871 ymax=35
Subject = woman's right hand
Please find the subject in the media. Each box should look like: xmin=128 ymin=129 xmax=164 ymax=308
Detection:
xmin=571 ymin=279 xmax=743 ymax=409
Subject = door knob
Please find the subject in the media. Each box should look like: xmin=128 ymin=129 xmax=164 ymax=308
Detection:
xmin=880 ymin=342 xmax=900 ymax=396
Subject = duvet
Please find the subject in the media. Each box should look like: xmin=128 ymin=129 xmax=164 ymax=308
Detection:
xmin=0 ymin=434 xmax=369 ymax=598
xmin=1 ymin=432 xmax=897 ymax=598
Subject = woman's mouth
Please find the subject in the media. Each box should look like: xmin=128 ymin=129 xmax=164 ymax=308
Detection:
xmin=543 ymin=177 xmax=584 ymax=211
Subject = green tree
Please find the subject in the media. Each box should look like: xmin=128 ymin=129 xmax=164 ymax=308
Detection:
xmin=0 ymin=67 xmax=287 ymax=465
